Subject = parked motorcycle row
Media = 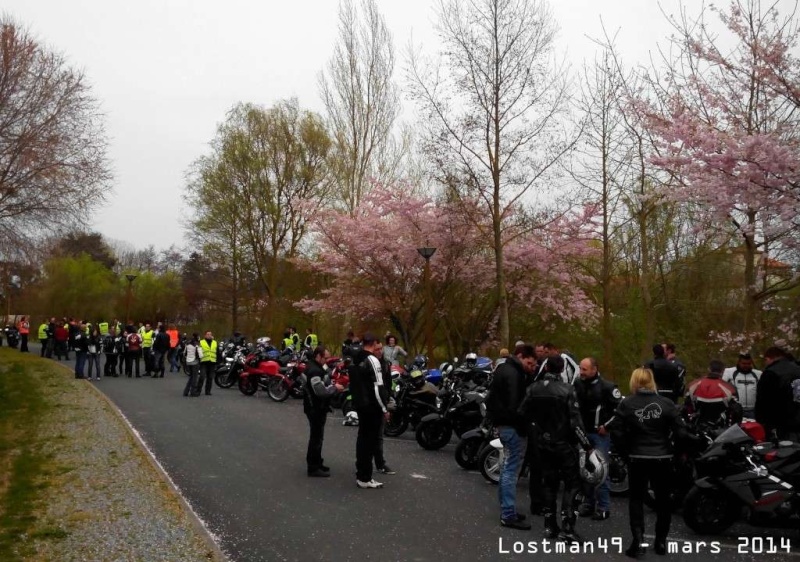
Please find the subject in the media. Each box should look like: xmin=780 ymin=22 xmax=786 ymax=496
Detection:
xmin=207 ymin=342 xmax=800 ymax=536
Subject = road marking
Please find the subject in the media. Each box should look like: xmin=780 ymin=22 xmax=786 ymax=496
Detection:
xmin=410 ymin=473 xmax=429 ymax=479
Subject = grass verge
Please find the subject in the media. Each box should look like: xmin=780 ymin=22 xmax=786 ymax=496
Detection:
xmin=0 ymin=349 xmax=61 ymax=561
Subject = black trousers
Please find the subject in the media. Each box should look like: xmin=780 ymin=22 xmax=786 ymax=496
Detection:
xmin=104 ymin=354 xmax=118 ymax=376
xmin=184 ymin=364 xmax=199 ymax=396
xmin=355 ymin=409 xmax=383 ymax=482
xmin=527 ymin=427 xmax=544 ymax=510
xmin=541 ymin=444 xmax=581 ymax=521
xmin=198 ymin=362 xmax=214 ymax=394
xmin=143 ymin=347 xmax=154 ymax=374
xmin=628 ymin=457 xmax=674 ymax=541
xmin=20 ymin=334 xmax=28 ymax=352
xmin=306 ymin=409 xmax=328 ymax=471
xmin=126 ymin=350 xmax=140 ymax=377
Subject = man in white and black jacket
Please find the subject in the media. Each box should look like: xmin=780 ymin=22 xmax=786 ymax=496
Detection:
xmin=350 ymin=333 xmax=390 ymax=489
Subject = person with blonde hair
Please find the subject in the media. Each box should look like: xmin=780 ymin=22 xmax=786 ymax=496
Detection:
xmin=609 ymin=367 xmax=693 ymax=558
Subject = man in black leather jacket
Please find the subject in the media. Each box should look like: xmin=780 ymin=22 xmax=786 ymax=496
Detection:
xmin=645 ymin=344 xmax=682 ymax=403
xmin=518 ymin=355 xmax=592 ymax=542
xmin=575 ymin=357 xmax=621 ymax=521
xmin=485 ymin=344 xmax=537 ymax=530
xmin=303 ymin=346 xmax=343 ymax=477
xmin=756 ymin=346 xmax=800 ymax=441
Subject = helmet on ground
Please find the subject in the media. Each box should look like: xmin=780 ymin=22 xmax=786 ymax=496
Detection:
xmin=464 ymin=352 xmax=478 ymax=368
xmin=343 ymin=411 xmax=359 ymax=426
xmin=413 ymin=354 xmax=428 ymax=370
xmin=579 ymin=449 xmax=609 ymax=486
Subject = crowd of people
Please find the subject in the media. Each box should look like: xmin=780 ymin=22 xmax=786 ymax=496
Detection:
xmin=483 ymin=341 xmax=800 ymax=558
xmin=15 ymin=318 xmax=800 ymax=557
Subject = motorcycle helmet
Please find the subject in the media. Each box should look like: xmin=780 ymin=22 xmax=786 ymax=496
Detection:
xmin=413 ymin=354 xmax=428 ymax=370
xmin=343 ymin=411 xmax=359 ymax=426
xmin=438 ymin=362 xmax=454 ymax=378
xmin=464 ymin=352 xmax=478 ymax=368
xmin=409 ymin=369 xmax=426 ymax=389
xmin=256 ymin=336 xmax=271 ymax=349
xmin=579 ymin=449 xmax=609 ymax=486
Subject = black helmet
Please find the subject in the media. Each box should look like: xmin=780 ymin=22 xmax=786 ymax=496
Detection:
xmin=413 ymin=354 xmax=428 ymax=370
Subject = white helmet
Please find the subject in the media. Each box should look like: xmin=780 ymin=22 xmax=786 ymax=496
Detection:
xmin=256 ymin=336 xmax=271 ymax=348
xmin=579 ymin=449 xmax=609 ymax=486
xmin=343 ymin=411 xmax=359 ymax=426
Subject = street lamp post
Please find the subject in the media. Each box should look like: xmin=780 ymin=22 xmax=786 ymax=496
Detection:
xmin=416 ymin=246 xmax=437 ymax=363
xmin=125 ymin=274 xmax=137 ymax=325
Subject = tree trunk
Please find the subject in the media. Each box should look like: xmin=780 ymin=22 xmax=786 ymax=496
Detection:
xmin=742 ymin=210 xmax=757 ymax=333
xmin=638 ymin=205 xmax=654 ymax=357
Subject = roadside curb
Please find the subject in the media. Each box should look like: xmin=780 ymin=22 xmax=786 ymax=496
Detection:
xmin=52 ymin=361 xmax=229 ymax=562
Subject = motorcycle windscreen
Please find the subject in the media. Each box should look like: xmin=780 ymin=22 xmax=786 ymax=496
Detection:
xmin=712 ymin=424 xmax=752 ymax=445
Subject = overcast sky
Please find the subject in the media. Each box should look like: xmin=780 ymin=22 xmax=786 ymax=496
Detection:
xmin=7 ymin=0 xmax=705 ymax=251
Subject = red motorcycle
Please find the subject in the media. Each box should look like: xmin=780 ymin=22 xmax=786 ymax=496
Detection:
xmin=238 ymin=352 xmax=305 ymax=402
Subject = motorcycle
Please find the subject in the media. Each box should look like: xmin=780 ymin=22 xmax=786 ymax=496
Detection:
xmin=3 ymin=325 xmax=20 ymax=349
xmin=238 ymin=351 xmax=305 ymax=402
xmin=454 ymin=400 xmax=493 ymax=470
xmin=682 ymin=424 xmax=800 ymax=534
xmin=478 ymin=434 xmax=530 ymax=484
xmin=214 ymin=346 xmax=247 ymax=388
xmin=415 ymin=382 xmax=485 ymax=450
xmin=384 ymin=370 xmax=440 ymax=437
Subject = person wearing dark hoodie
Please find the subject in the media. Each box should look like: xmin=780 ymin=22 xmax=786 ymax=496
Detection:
xmin=303 ymin=345 xmax=344 ymax=477
xmin=485 ymin=344 xmax=537 ymax=530
xmin=349 ymin=332 xmax=390 ymax=489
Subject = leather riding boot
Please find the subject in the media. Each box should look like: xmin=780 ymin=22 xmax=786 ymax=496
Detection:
xmin=558 ymin=513 xmax=581 ymax=543
xmin=625 ymin=528 xmax=646 ymax=559
xmin=543 ymin=513 xmax=560 ymax=539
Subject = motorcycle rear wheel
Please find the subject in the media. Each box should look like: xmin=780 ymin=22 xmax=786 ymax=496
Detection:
xmin=479 ymin=445 xmax=503 ymax=484
xmin=384 ymin=414 xmax=409 ymax=437
xmin=454 ymin=436 xmax=483 ymax=470
xmin=415 ymin=419 xmax=453 ymax=450
xmin=238 ymin=376 xmax=258 ymax=396
xmin=682 ymin=485 xmax=739 ymax=534
xmin=267 ymin=378 xmax=290 ymax=402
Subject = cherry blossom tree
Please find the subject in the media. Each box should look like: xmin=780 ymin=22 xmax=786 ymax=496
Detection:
xmin=643 ymin=0 xmax=800 ymax=336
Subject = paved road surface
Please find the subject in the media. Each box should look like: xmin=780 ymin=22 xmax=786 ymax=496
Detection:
xmin=26 ymin=346 xmax=800 ymax=562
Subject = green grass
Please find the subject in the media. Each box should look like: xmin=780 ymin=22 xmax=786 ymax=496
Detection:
xmin=0 ymin=350 xmax=62 ymax=560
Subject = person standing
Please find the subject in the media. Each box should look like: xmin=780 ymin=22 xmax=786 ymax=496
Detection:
xmin=45 ymin=317 xmax=56 ymax=358
xmin=152 ymin=327 xmax=170 ymax=378
xmin=574 ymin=357 xmax=621 ymax=521
xmin=722 ymin=353 xmax=762 ymax=419
xmin=54 ymin=322 xmax=70 ymax=360
xmin=518 ymin=355 xmax=592 ymax=542
xmin=183 ymin=334 xmax=201 ymax=397
xmin=141 ymin=322 xmax=155 ymax=376
xmin=304 ymin=345 xmax=344 ymax=476
xmin=645 ymin=344 xmax=682 ymax=403
xmin=86 ymin=326 xmax=103 ymax=381
xmin=755 ymin=346 xmax=800 ymax=441
xmin=103 ymin=327 xmax=119 ymax=377
xmin=198 ymin=331 xmax=217 ymax=396
xmin=304 ymin=328 xmax=319 ymax=350
xmin=73 ymin=323 xmax=88 ymax=379
xmin=664 ymin=343 xmax=687 ymax=397
xmin=382 ymin=334 xmax=408 ymax=367
xmin=609 ymin=368 xmax=693 ymax=558
xmin=166 ymin=324 xmax=180 ymax=373
xmin=37 ymin=319 xmax=49 ymax=357
xmin=374 ymin=341 xmax=396 ymax=476
xmin=684 ymin=360 xmax=741 ymax=429
xmin=350 ymin=333 xmax=390 ymax=489
xmin=17 ymin=316 xmax=29 ymax=352
xmin=485 ymin=344 xmax=537 ymax=530
xmin=125 ymin=327 xmax=142 ymax=378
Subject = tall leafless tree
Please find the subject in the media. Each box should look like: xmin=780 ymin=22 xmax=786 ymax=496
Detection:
xmin=0 ymin=18 xmax=110 ymax=260
xmin=319 ymin=0 xmax=400 ymax=213
xmin=407 ymin=0 xmax=575 ymax=347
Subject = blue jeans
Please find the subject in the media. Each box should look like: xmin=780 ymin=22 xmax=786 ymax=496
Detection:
xmin=498 ymin=426 xmax=524 ymax=520
xmin=585 ymin=433 xmax=611 ymax=511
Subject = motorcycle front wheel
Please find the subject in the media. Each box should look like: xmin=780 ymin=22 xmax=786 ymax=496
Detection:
xmin=215 ymin=365 xmax=235 ymax=389
xmin=479 ymin=444 xmax=503 ymax=484
xmin=415 ymin=419 xmax=453 ymax=450
xmin=454 ymin=436 xmax=483 ymax=470
xmin=682 ymin=485 xmax=739 ymax=534
xmin=238 ymin=376 xmax=258 ymax=396
xmin=267 ymin=378 xmax=290 ymax=402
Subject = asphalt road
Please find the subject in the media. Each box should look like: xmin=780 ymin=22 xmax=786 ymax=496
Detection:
xmin=25 ymin=345 xmax=800 ymax=562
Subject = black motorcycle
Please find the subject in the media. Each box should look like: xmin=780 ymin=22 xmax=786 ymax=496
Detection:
xmin=3 ymin=325 xmax=19 ymax=349
xmin=682 ymin=424 xmax=800 ymax=534
xmin=384 ymin=374 xmax=439 ymax=437
xmin=214 ymin=347 xmax=247 ymax=388
xmin=454 ymin=408 xmax=493 ymax=470
xmin=415 ymin=383 xmax=485 ymax=450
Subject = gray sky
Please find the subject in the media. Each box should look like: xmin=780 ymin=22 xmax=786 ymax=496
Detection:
xmin=7 ymin=0 xmax=695 ymax=251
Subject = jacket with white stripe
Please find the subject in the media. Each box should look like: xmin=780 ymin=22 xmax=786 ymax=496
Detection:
xmin=574 ymin=374 xmax=622 ymax=433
